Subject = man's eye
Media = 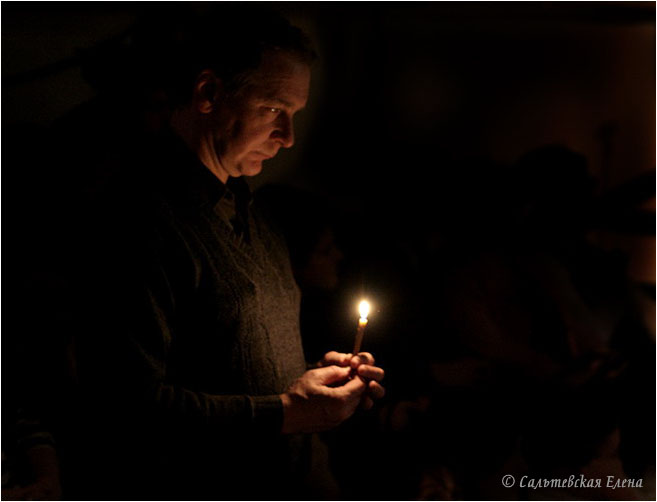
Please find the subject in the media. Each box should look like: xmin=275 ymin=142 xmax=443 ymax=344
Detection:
xmin=265 ymin=107 xmax=281 ymax=114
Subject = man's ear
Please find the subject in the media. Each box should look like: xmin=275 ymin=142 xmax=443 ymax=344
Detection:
xmin=193 ymin=70 xmax=223 ymax=114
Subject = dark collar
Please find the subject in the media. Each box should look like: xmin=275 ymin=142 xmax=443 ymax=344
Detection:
xmin=152 ymin=130 xmax=252 ymax=211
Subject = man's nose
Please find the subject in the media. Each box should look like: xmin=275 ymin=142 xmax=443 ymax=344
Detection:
xmin=273 ymin=115 xmax=294 ymax=148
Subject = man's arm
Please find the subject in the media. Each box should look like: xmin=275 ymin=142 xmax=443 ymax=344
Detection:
xmin=78 ymin=274 xmax=287 ymax=438
xmin=78 ymin=215 xmax=373 ymax=439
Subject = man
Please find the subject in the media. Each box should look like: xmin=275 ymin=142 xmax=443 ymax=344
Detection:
xmin=72 ymin=8 xmax=384 ymax=500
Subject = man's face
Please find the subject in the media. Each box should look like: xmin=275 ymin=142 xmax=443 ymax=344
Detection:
xmin=209 ymin=51 xmax=310 ymax=179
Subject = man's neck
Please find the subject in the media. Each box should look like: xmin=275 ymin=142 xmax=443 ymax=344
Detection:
xmin=169 ymin=107 xmax=229 ymax=184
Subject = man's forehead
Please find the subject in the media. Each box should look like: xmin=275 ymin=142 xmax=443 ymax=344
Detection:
xmin=261 ymin=95 xmax=295 ymax=108
xmin=248 ymin=54 xmax=310 ymax=105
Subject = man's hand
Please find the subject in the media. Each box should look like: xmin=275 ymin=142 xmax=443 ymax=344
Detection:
xmin=280 ymin=365 xmax=366 ymax=434
xmin=320 ymin=351 xmax=385 ymax=410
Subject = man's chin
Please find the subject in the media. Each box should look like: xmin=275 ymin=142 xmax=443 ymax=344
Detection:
xmin=241 ymin=160 xmax=264 ymax=177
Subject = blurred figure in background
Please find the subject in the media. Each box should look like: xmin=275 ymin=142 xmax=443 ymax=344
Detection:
xmin=3 ymin=123 xmax=79 ymax=502
xmin=386 ymin=146 xmax=653 ymax=499
xmin=2 ymin=407 xmax=61 ymax=501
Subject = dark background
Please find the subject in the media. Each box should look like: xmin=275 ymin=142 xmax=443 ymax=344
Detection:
xmin=3 ymin=2 xmax=655 ymax=500
xmin=3 ymin=2 xmax=655 ymax=279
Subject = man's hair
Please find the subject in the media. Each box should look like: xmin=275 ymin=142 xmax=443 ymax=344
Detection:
xmin=143 ymin=7 xmax=315 ymax=104
xmin=82 ymin=6 xmax=316 ymax=104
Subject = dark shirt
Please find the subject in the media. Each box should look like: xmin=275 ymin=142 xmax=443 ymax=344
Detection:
xmin=73 ymin=133 xmax=308 ymax=500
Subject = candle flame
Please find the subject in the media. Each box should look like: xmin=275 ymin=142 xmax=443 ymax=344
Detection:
xmin=358 ymin=300 xmax=370 ymax=320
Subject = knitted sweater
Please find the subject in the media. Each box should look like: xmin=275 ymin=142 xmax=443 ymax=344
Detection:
xmin=74 ymin=134 xmax=309 ymax=499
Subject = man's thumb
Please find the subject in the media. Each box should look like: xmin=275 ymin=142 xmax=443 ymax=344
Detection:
xmin=313 ymin=365 xmax=351 ymax=385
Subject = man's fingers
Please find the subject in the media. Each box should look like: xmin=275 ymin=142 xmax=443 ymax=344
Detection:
xmin=359 ymin=396 xmax=374 ymax=410
xmin=320 ymin=351 xmax=352 ymax=367
xmin=330 ymin=373 xmax=366 ymax=398
xmin=357 ymin=364 xmax=385 ymax=382
xmin=368 ymin=380 xmax=386 ymax=400
xmin=312 ymin=365 xmax=351 ymax=385
xmin=350 ymin=352 xmax=375 ymax=368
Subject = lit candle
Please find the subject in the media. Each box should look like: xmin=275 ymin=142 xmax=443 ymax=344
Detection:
xmin=352 ymin=300 xmax=370 ymax=355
